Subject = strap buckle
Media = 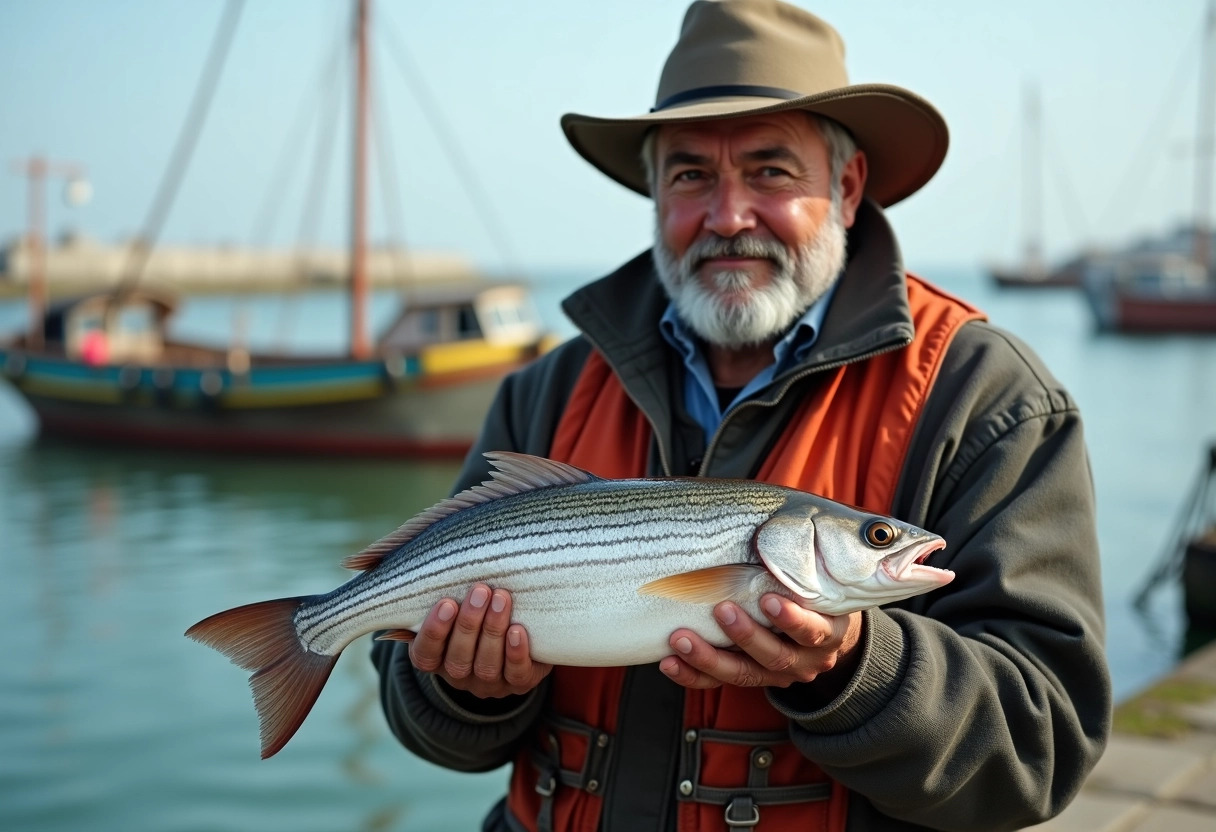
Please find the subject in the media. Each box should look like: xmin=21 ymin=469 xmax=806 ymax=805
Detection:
xmin=724 ymin=795 xmax=761 ymax=828
xmin=535 ymin=774 xmax=557 ymax=798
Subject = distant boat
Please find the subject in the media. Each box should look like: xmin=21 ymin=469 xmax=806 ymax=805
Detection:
xmin=1082 ymin=249 xmax=1216 ymax=334
xmin=1082 ymin=1 xmax=1216 ymax=334
xmin=991 ymin=255 xmax=1086 ymax=290
xmin=0 ymin=0 xmax=551 ymax=456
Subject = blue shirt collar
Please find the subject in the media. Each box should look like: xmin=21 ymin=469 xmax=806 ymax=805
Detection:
xmin=659 ymin=281 xmax=838 ymax=440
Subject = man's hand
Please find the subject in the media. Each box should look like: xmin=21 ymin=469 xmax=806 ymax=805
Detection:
xmin=658 ymin=594 xmax=863 ymax=691
xmin=405 ymin=583 xmax=552 ymax=698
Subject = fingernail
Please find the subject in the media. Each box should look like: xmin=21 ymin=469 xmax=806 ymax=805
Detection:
xmin=675 ymin=637 xmax=692 ymax=655
xmin=437 ymin=602 xmax=455 ymax=622
xmin=508 ymin=628 xmax=520 ymax=648
xmin=491 ymin=592 xmax=506 ymax=613
xmin=716 ymin=604 xmax=737 ymax=626
xmin=763 ymin=597 xmax=782 ymax=618
xmin=660 ymin=658 xmax=679 ymax=676
xmin=470 ymin=586 xmax=489 ymax=609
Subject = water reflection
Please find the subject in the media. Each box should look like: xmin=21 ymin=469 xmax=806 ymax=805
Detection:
xmin=0 ymin=435 xmax=510 ymax=832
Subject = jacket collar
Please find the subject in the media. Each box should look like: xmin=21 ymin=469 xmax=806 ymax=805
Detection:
xmin=561 ymin=197 xmax=914 ymax=385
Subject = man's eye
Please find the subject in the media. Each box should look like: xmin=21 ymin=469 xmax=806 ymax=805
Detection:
xmin=759 ymin=167 xmax=789 ymax=178
xmin=672 ymin=170 xmax=703 ymax=183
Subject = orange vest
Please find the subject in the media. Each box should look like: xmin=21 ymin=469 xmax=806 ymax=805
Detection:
xmin=507 ymin=275 xmax=984 ymax=832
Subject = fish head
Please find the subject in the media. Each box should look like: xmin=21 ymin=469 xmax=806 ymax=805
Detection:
xmin=753 ymin=498 xmax=952 ymax=615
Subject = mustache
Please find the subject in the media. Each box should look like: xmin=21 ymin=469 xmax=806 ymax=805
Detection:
xmin=686 ymin=234 xmax=791 ymax=273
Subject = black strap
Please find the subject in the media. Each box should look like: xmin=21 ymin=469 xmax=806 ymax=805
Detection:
xmin=530 ymin=718 xmax=830 ymax=830
xmin=651 ymin=84 xmax=804 ymax=112
xmin=678 ymin=728 xmax=833 ymax=808
xmin=531 ymin=716 xmax=615 ymax=832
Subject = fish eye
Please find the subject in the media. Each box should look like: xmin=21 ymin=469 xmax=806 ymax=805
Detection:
xmin=864 ymin=521 xmax=896 ymax=548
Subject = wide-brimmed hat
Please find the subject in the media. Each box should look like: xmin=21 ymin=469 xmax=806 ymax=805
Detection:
xmin=561 ymin=0 xmax=948 ymax=207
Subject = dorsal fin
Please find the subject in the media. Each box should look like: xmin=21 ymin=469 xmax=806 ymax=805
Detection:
xmin=340 ymin=452 xmax=600 ymax=571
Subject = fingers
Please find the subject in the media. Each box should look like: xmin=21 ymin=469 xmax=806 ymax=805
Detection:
xmin=658 ymin=653 xmax=724 ymax=689
xmin=443 ymin=583 xmax=493 ymax=680
xmin=404 ymin=585 xmax=552 ymax=697
xmin=660 ymin=600 xmax=859 ymax=690
xmin=662 ymin=626 xmax=771 ymax=688
xmin=502 ymin=622 xmax=553 ymax=694
xmin=759 ymin=595 xmax=837 ymax=648
xmin=406 ymin=596 xmax=459 ymax=674
xmin=472 ymin=589 xmax=512 ymax=682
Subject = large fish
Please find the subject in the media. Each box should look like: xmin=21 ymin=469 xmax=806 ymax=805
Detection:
xmin=186 ymin=452 xmax=952 ymax=758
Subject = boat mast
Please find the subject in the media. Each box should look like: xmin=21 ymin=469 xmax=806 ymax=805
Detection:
xmin=349 ymin=0 xmax=371 ymax=359
xmin=1194 ymin=0 xmax=1216 ymax=275
xmin=11 ymin=156 xmax=87 ymax=352
xmin=1022 ymin=82 xmax=1044 ymax=280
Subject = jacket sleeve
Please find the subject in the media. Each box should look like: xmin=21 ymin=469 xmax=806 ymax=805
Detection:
xmin=372 ymin=337 xmax=593 ymax=772
xmin=766 ymin=322 xmax=1110 ymax=831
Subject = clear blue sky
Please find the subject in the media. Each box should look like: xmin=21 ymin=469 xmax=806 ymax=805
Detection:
xmin=0 ymin=0 xmax=1210 ymax=276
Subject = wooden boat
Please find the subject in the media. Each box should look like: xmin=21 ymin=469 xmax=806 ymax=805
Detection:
xmin=1082 ymin=251 xmax=1216 ymax=334
xmin=0 ymin=0 xmax=551 ymax=456
xmin=0 ymin=283 xmax=547 ymax=456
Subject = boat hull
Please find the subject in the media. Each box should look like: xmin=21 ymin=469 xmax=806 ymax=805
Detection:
xmin=1108 ymin=292 xmax=1216 ymax=334
xmin=0 ymin=348 xmax=528 ymax=457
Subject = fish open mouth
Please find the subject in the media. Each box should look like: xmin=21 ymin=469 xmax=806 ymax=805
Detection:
xmin=881 ymin=539 xmax=951 ymax=583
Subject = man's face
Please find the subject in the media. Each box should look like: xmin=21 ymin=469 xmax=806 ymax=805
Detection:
xmin=652 ymin=111 xmax=861 ymax=348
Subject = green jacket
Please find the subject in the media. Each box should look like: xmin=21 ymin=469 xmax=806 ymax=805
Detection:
xmin=373 ymin=200 xmax=1111 ymax=831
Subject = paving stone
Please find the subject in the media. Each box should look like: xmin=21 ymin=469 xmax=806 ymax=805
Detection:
xmin=1178 ymin=698 xmax=1216 ymax=731
xmin=1124 ymin=804 xmax=1216 ymax=832
xmin=1086 ymin=735 xmax=1207 ymax=799
xmin=1022 ymin=791 xmax=1148 ymax=832
xmin=1173 ymin=730 xmax=1216 ymax=760
xmin=1174 ymin=760 xmax=1216 ymax=810
xmin=1176 ymin=643 xmax=1216 ymax=685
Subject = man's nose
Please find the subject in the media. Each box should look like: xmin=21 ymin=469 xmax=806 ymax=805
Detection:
xmin=702 ymin=178 xmax=757 ymax=238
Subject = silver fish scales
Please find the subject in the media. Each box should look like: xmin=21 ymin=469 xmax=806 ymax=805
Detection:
xmin=187 ymin=452 xmax=952 ymax=758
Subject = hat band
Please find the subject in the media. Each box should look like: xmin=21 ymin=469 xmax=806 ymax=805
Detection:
xmin=650 ymin=84 xmax=803 ymax=113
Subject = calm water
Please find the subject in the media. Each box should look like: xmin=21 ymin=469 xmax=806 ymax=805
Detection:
xmin=1 ymin=270 xmax=1214 ymax=831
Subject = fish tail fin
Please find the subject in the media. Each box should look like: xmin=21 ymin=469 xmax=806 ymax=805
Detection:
xmin=185 ymin=597 xmax=338 ymax=759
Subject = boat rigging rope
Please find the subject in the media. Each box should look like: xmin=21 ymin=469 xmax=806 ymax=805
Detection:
xmin=370 ymin=54 xmax=415 ymax=294
xmin=113 ymin=0 xmax=245 ymax=299
xmin=1094 ymin=24 xmax=1203 ymax=236
xmin=1134 ymin=445 xmax=1216 ymax=608
xmin=377 ymin=6 xmax=522 ymax=279
xmin=249 ymin=24 xmax=347 ymax=250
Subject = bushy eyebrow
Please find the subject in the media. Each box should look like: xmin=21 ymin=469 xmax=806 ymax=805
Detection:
xmin=660 ymin=150 xmax=710 ymax=174
xmin=743 ymin=146 xmax=801 ymax=166
xmin=660 ymin=145 xmax=803 ymax=176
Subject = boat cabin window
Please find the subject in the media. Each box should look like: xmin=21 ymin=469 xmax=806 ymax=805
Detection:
xmin=119 ymin=306 xmax=155 ymax=334
xmin=416 ymin=308 xmax=440 ymax=338
xmin=457 ymin=306 xmax=483 ymax=339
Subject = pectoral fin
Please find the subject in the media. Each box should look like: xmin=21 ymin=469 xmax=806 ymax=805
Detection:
xmin=638 ymin=564 xmax=766 ymax=603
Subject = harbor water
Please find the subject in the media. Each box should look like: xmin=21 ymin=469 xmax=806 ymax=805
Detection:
xmin=1 ymin=269 xmax=1213 ymax=831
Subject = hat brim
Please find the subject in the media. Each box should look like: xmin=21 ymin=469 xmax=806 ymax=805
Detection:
xmin=561 ymin=83 xmax=947 ymax=208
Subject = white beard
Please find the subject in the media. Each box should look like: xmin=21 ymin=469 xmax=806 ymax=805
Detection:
xmin=653 ymin=200 xmax=847 ymax=349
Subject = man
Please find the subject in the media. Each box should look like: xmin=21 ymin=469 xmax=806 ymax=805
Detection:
xmin=373 ymin=2 xmax=1110 ymax=830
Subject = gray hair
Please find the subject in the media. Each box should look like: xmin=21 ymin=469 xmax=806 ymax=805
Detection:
xmin=640 ymin=113 xmax=858 ymax=201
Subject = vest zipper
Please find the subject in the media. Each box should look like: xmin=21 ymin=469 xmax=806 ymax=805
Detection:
xmin=697 ymin=337 xmax=913 ymax=478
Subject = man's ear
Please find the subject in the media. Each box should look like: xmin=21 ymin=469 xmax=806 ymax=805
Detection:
xmin=839 ymin=150 xmax=868 ymax=228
